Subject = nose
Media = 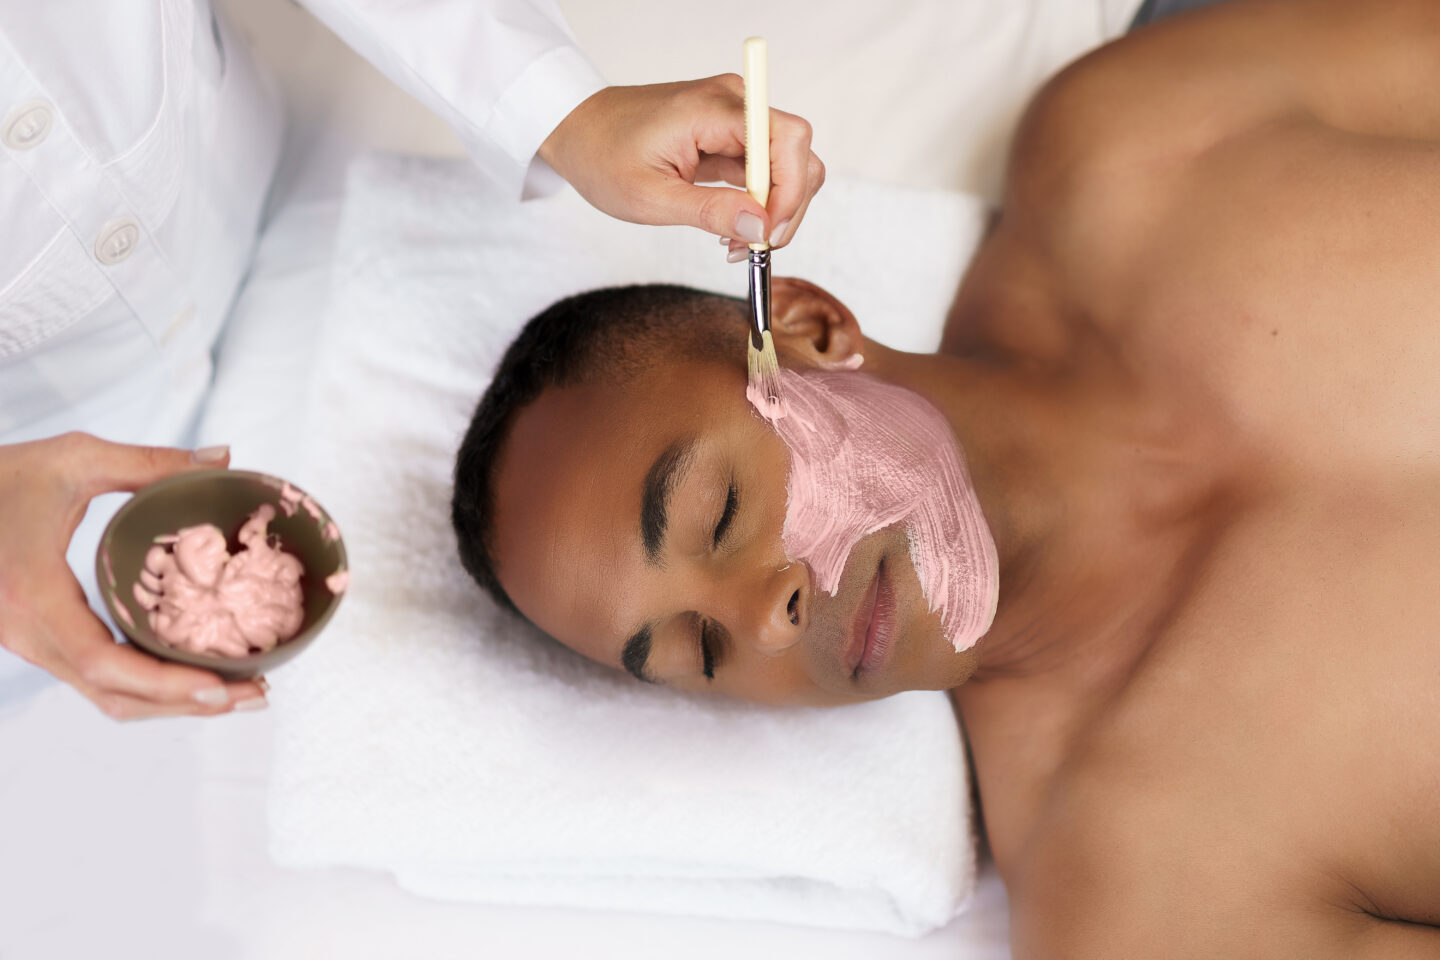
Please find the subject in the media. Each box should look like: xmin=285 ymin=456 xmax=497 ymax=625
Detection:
xmin=746 ymin=561 xmax=809 ymax=656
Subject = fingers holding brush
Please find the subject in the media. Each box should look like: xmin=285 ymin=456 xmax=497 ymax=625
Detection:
xmin=762 ymin=107 xmax=825 ymax=250
xmin=538 ymin=76 xmax=823 ymax=252
xmin=724 ymin=104 xmax=823 ymax=260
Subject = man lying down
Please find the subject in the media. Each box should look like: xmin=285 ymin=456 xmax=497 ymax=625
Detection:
xmin=452 ymin=0 xmax=1440 ymax=954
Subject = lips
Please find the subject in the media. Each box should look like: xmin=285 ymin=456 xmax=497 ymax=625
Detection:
xmin=845 ymin=560 xmax=897 ymax=679
xmin=859 ymin=563 xmax=898 ymax=675
xmin=845 ymin=566 xmax=880 ymax=677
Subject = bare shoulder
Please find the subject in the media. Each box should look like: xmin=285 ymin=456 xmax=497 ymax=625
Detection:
xmin=975 ymin=0 xmax=1440 ymax=469
xmin=1007 ymin=756 xmax=1440 ymax=960
xmin=1001 ymin=753 xmax=1277 ymax=960
xmin=1001 ymin=3 xmax=1267 ymax=217
xmin=1002 ymin=0 xmax=1440 ymax=217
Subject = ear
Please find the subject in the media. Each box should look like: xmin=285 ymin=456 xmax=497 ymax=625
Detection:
xmin=768 ymin=278 xmax=867 ymax=371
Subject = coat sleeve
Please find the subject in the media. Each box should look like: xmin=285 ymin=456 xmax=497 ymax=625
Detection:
xmin=296 ymin=0 xmax=606 ymax=198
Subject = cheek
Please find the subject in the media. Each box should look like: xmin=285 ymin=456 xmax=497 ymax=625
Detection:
xmin=730 ymin=662 xmax=860 ymax=706
xmin=762 ymin=369 xmax=1002 ymax=653
xmin=737 ymin=415 xmax=796 ymax=554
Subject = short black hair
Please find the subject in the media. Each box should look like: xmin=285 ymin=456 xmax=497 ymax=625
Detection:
xmin=451 ymin=284 xmax=746 ymax=614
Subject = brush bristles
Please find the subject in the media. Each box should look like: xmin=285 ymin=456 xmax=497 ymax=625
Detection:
xmin=746 ymin=330 xmax=787 ymax=421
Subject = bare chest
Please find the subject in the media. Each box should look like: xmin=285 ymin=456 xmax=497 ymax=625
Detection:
xmin=1052 ymin=495 xmax=1440 ymax=928
xmin=1099 ymin=120 xmax=1440 ymax=475
xmin=961 ymin=114 xmax=1440 ymax=936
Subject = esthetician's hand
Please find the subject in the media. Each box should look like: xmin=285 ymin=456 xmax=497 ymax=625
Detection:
xmin=0 ymin=433 xmax=267 ymax=720
xmin=539 ymin=76 xmax=825 ymax=257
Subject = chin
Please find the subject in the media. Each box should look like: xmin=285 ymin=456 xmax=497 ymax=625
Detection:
xmin=903 ymin=627 xmax=979 ymax=693
xmin=853 ymin=547 xmax=975 ymax=694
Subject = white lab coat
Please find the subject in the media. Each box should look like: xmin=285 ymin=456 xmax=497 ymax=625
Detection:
xmin=0 ymin=0 xmax=602 ymax=690
xmin=0 ymin=0 xmax=602 ymax=447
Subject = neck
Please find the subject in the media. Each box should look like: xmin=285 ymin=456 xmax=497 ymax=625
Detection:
xmin=872 ymin=342 xmax=1147 ymax=683
xmin=866 ymin=338 xmax=1230 ymax=871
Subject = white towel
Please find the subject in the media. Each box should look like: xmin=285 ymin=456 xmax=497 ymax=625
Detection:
xmin=267 ymin=154 xmax=988 ymax=936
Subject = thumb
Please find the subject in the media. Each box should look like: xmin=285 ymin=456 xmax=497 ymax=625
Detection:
xmin=654 ymin=182 xmax=770 ymax=245
xmin=70 ymin=433 xmax=230 ymax=498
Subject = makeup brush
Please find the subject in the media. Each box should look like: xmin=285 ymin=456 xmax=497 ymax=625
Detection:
xmin=743 ymin=36 xmax=785 ymax=420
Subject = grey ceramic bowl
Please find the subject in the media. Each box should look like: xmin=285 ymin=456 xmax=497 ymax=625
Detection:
xmin=96 ymin=469 xmax=348 ymax=681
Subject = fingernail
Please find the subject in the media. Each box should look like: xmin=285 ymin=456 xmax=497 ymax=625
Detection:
xmin=726 ymin=248 xmax=747 ymax=263
xmin=719 ymin=236 xmax=731 ymax=245
xmin=193 ymin=686 xmax=229 ymax=705
xmin=192 ymin=445 xmax=229 ymax=464
xmin=733 ymin=212 xmax=764 ymax=245
xmin=769 ymin=219 xmax=791 ymax=246
xmin=841 ymin=353 xmax=865 ymax=370
xmin=255 ymin=676 xmax=270 ymax=694
xmin=234 ymin=696 xmax=268 ymax=712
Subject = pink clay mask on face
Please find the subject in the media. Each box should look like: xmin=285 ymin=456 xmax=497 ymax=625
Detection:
xmin=754 ymin=368 xmax=999 ymax=652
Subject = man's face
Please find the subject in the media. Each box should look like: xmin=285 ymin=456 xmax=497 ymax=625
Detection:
xmin=489 ymin=352 xmax=984 ymax=706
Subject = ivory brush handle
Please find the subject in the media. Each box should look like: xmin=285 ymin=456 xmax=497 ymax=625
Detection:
xmin=743 ymin=36 xmax=769 ymax=252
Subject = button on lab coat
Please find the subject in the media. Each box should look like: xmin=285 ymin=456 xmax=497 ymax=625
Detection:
xmin=0 ymin=0 xmax=603 ymax=660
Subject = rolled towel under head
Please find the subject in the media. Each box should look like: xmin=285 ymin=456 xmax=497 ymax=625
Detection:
xmin=266 ymin=152 xmax=987 ymax=936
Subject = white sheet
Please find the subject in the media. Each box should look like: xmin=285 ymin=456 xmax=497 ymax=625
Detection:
xmin=0 ymin=664 xmax=1013 ymax=960
xmin=0 ymin=194 xmax=1013 ymax=960
xmin=264 ymin=154 xmax=984 ymax=936
xmin=2 ymin=0 xmax=1157 ymax=952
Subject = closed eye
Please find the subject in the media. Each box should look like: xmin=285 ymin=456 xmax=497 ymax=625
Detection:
xmin=695 ymin=480 xmax=737 ymax=680
xmin=713 ymin=480 xmax=738 ymax=549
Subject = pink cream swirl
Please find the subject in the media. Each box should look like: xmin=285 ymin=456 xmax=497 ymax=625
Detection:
xmin=132 ymin=504 xmax=305 ymax=657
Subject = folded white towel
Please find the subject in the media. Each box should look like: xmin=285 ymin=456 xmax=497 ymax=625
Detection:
xmin=266 ymin=154 xmax=988 ymax=936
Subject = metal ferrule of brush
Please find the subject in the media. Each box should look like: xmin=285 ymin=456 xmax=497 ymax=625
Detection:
xmin=748 ymin=247 xmax=771 ymax=350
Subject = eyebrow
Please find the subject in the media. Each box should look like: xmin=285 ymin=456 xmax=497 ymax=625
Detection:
xmin=640 ymin=437 xmax=699 ymax=565
xmin=621 ymin=624 xmax=655 ymax=684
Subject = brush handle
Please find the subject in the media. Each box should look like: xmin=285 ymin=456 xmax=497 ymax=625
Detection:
xmin=743 ymin=36 xmax=769 ymax=252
